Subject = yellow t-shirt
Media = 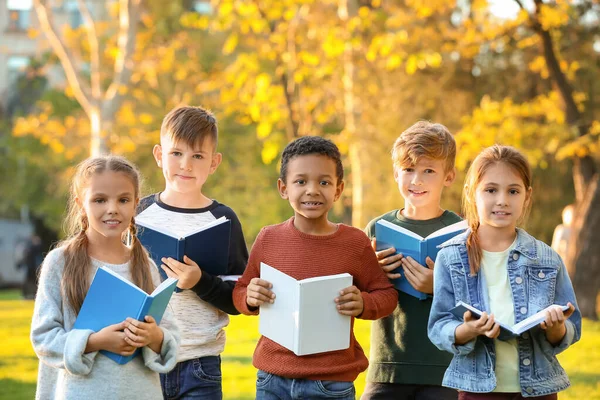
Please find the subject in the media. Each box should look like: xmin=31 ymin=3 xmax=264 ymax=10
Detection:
xmin=481 ymin=239 xmax=519 ymax=393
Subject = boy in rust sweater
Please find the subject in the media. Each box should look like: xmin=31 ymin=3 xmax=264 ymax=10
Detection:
xmin=233 ymin=136 xmax=398 ymax=399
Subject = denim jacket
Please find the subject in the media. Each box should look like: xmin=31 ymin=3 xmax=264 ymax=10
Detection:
xmin=427 ymin=228 xmax=581 ymax=397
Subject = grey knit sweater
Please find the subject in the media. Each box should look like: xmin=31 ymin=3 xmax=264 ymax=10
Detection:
xmin=31 ymin=247 xmax=180 ymax=400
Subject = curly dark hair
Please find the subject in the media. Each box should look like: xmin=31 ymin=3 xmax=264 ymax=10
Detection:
xmin=279 ymin=136 xmax=344 ymax=183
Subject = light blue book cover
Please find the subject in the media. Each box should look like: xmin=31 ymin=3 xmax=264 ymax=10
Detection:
xmin=73 ymin=267 xmax=177 ymax=364
xmin=375 ymin=219 xmax=467 ymax=300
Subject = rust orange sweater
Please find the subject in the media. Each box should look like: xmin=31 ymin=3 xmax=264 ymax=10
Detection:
xmin=233 ymin=217 xmax=398 ymax=382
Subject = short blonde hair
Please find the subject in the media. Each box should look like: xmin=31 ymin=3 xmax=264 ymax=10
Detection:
xmin=391 ymin=121 xmax=456 ymax=172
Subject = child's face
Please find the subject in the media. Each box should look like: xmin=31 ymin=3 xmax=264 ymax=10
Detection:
xmin=394 ymin=157 xmax=455 ymax=214
xmin=153 ymin=135 xmax=222 ymax=197
xmin=78 ymin=171 xmax=137 ymax=242
xmin=474 ymin=162 xmax=531 ymax=232
xmin=278 ymin=154 xmax=343 ymax=229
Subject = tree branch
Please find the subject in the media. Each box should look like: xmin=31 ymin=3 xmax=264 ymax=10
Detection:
xmin=32 ymin=0 xmax=92 ymax=115
xmin=76 ymin=0 xmax=101 ymax=100
xmin=252 ymin=0 xmax=299 ymax=139
xmin=104 ymin=0 xmax=140 ymax=109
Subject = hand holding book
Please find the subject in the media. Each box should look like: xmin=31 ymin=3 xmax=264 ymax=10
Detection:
xmin=124 ymin=315 xmax=164 ymax=353
xmin=455 ymin=310 xmax=501 ymax=345
xmin=400 ymin=255 xmax=435 ymax=295
xmin=85 ymin=321 xmax=136 ymax=356
xmin=246 ymin=277 xmax=275 ymax=308
xmin=161 ymin=255 xmax=202 ymax=290
xmin=335 ymin=286 xmax=364 ymax=317
xmin=371 ymin=239 xmax=403 ymax=280
xmin=541 ymin=303 xmax=576 ymax=345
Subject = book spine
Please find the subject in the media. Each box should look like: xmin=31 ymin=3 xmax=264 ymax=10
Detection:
xmin=293 ymin=283 xmax=301 ymax=354
xmin=137 ymin=296 xmax=153 ymax=322
xmin=177 ymin=238 xmax=185 ymax=263
xmin=419 ymin=240 xmax=428 ymax=267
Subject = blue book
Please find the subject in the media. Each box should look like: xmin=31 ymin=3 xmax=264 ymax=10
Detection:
xmin=375 ymin=219 xmax=467 ymax=300
xmin=449 ymin=301 xmax=569 ymax=341
xmin=73 ymin=267 xmax=178 ymax=364
xmin=136 ymin=216 xmax=231 ymax=281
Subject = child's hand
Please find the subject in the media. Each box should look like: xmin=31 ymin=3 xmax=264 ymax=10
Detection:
xmin=87 ymin=321 xmax=136 ymax=356
xmin=541 ymin=302 xmax=575 ymax=345
xmin=246 ymin=278 xmax=275 ymax=308
xmin=454 ymin=311 xmax=500 ymax=345
xmin=335 ymin=285 xmax=364 ymax=317
xmin=401 ymin=256 xmax=435 ymax=294
xmin=161 ymin=255 xmax=202 ymax=290
xmin=124 ymin=316 xmax=164 ymax=353
xmin=371 ymin=239 xmax=403 ymax=279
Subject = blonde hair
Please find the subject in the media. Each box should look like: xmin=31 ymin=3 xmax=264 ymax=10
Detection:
xmin=161 ymin=105 xmax=218 ymax=150
xmin=391 ymin=121 xmax=456 ymax=172
xmin=61 ymin=155 xmax=154 ymax=314
xmin=462 ymin=145 xmax=532 ymax=275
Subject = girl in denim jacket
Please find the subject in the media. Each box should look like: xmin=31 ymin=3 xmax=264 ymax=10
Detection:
xmin=428 ymin=145 xmax=581 ymax=400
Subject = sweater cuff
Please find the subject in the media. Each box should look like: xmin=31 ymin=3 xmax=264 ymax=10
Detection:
xmin=233 ymin=289 xmax=260 ymax=315
xmin=358 ymin=292 xmax=376 ymax=320
xmin=64 ymin=329 xmax=98 ymax=376
xmin=192 ymin=270 xmax=217 ymax=296
xmin=142 ymin=326 xmax=178 ymax=373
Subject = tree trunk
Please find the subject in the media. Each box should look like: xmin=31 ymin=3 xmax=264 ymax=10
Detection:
xmin=567 ymin=174 xmax=600 ymax=319
xmin=526 ymin=0 xmax=599 ymax=318
xmin=349 ymin=142 xmax=363 ymax=227
xmin=89 ymin=106 xmax=109 ymax=156
xmin=338 ymin=0 xmax=362 ymax=227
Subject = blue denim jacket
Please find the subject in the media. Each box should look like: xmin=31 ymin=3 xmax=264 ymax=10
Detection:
xmin=427 ymin=228 xmax=581 ymax=397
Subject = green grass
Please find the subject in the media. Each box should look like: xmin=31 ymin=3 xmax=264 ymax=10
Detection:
xmin=2 ymin=294 xmax=599 ymax=399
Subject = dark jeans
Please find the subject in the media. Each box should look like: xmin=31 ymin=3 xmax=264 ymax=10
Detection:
xmin=160 ymin=356 xmax=222 ymax=400
xmin=256 ymin=370 xmax=356 ymax=399
xmin=458 ymin=393 xmax=558 ymax=400
xmin=361 ymin=382 xmax=458 ymax=400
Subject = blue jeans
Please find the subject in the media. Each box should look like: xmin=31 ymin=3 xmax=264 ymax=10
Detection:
xmin=160 ymin=356 xmax=222 ymax=400
xmin=256 ymin=370 xmax=356 ymax=399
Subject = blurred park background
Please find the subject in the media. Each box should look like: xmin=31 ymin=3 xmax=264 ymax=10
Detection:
xmin=0 ymin=0 xmax=599 ymax=399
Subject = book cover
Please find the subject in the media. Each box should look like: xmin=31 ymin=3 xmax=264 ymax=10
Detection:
xmin=375 ymin=219 xmax=467 ymax=300
xmin=449 ymin=301 xmax=570 ymax=341
xmin=258 ymin=263 xmax=353 ymax=356
xmin=73 ymin=267 xmax=178 ymax=364
xmin=135 ymin=216 xmax=232 ymax=280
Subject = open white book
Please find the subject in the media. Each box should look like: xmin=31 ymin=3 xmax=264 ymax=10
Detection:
xmin=450 ymin=301 xmax=569 ymax=340
xmin=259 ymin=262 xmax=353 ymax=356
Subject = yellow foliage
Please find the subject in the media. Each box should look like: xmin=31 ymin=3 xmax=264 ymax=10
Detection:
xmin=223 ymin=33 xmax=239 ymax=55
xmin=139 ymin=113 xmax=154 ymax=125
xmin=27 ymin=28 xmax=39 ymax=39
xmin=261 ymin=140 xmax=280 ymax=164
xmin=405 ymin=55 xmax=418 ymax=75
xmin=257 ymin=121 xmax=272 ymax=139
xmin=386 ymin=54 xmax=402 ymax=70
xmin=539 ymin=3 xmax=570 ymax=31
xmin=300 ymin=51 xmax=320 ymax=66
xmin=49 ymin=139 xmax=65 ymax=154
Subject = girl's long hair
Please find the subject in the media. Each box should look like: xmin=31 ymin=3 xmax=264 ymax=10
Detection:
xmin=462 ymin=145 xmax=532 ymax=275
xmin=61 ymin=155 xmax=154 ymax=314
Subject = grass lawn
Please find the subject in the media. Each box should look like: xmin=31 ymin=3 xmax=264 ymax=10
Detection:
xmin=2 ymin=291 xmax=599 ymax=400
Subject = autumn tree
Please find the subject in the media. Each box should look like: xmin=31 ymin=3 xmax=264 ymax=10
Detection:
xmin=32 ymin=0 xmax=141 ymax=156
xmin=457 ymin=0 xmax=600 ymax=318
